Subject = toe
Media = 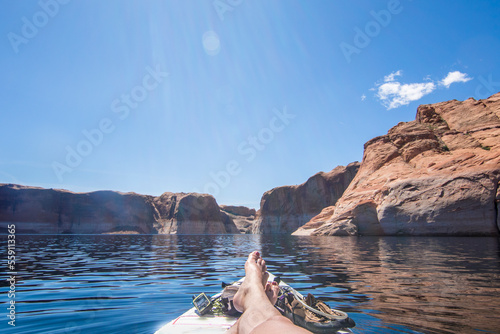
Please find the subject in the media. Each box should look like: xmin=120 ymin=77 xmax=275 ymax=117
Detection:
xmin=257 ymin=258 xmax=266 ymax=270
xmin=248 ymin=251 xmax=260 ymax=262
xmin=271 ymin=283 xmax=279 ymax=296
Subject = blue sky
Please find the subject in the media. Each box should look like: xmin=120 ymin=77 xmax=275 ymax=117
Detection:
xmin=1 ymin=0 xmax=499 ymax=209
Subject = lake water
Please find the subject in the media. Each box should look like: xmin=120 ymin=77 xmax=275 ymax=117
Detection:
xmin=1 ymin=234 xmax=500 ymax=333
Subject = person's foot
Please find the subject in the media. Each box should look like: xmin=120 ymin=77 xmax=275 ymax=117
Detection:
xmin=265 ymin=281 xmax=279 ymax=305
xmin=233 ymin=251 xmax=269 ymax=313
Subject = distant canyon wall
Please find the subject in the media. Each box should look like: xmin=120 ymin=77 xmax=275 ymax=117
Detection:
xmin=0 ymin=184 xmax=239 ymax=234
xmin=152 ymin=192 xmax=240 ymax=234
xmin=220 ymin=205 xmax=256 ymax=234
xmin=252 ymin=162 xmax=360 ymax=234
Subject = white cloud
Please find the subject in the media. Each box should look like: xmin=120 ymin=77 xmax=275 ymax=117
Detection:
xmin=384 ymin=70 xmax=402 ymax=82
xmin=373 ymin=70 xmax=472 ymax=110
xmin=440 ymin=71 xmax=472 ymax=88
xmin=361 ymin=94 xmax=366 ymax=101
xmin=375 ymin=72 xmax=436 ymax=110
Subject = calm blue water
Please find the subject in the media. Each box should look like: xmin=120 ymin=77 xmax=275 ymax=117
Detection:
xmin=1 ymin=235 xmax=500 ymax=333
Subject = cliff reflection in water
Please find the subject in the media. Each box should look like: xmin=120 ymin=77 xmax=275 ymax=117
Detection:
xmin=6 ymin=234 xmax=500 ymax=334
xmin=262 ymin=236 xmax=500 ymax=333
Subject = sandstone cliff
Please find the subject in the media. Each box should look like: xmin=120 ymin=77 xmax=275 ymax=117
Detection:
xmin=311 ymin=93 xmax=500 ymax=236
xmin=0 ymin=184 xmax=239 ymax=234
xmin=252 ymin=162 xmax=360 ymax=234
xmin=292 ymin=206 xmax=336 ymax=236
xmin=220 ymin=205 xmax=256 ymax=234
xmin=153 ymin=192 xmax=240 ymax=234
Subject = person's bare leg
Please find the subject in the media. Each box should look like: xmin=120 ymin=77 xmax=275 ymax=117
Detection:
xmin=227 ymin=270 xmax=278 ymax=334
xmin=231 ymin=251 xmax=274 ymax=315
xmin=227 ymin=251 xmax=311 ymax=334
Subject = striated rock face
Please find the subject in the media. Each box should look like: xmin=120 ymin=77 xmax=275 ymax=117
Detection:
xmin=154 ymin=193 xmax=240 ymax=234
xmin=252 ymin=162 xmax=360 ymax=234
xmin=220 ymin=205 xmax=256 ymax=234
xmin=0 ymin=184 xmax=239 ymax=234
xmin=313 ymin=93 xmax=500 ymax=236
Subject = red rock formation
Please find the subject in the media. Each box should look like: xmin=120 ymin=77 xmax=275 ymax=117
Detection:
xmin=154 ymin=192 xmax=240 ymax=234
xmin=292 ymin=205 xmax=336 ymax=235
xmin=252 ymin=162 xmax=360 ymax=234
xmin=219 ymin=205 xmax=256 ymax=217
xmin=313 ymin=93 xmax=500 ymax=236
xmin=0 ymin=184 xmax=239 ymax=234
xmin=220 ymin=205 xmax=256 ymax=234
